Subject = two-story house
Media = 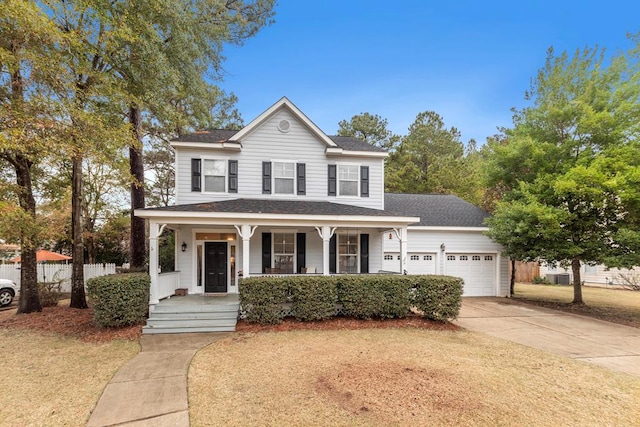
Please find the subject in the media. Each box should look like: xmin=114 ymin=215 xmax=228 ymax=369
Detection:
xmin=136 ymin=97 xmax=508 ymax=333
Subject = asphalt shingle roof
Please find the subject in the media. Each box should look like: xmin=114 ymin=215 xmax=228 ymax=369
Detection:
xmin=141 ymin=198 xmax=405 ymax=218
xmin=384 ymin=193 xmax=490 ymax=227
xmin=173 ymin=130 xmax=386 ymax=153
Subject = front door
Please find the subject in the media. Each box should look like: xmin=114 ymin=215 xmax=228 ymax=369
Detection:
xmin=205 ymin=242 xmax=227 ymax=293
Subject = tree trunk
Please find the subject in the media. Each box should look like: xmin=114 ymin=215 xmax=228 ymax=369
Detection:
xmin=14 ymin=156 xmax=42 ymax=314
xmin=70 ymin=156 xmax=88 ymax=309
xmin=510 ymin=258 xmax=516 ymax=296
xmin=129 ymin=104 xmax=146 ymax=269
xmin=571 ymin=257 xmax=583 ymax=304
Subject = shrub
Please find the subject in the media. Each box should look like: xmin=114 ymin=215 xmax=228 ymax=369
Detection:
xmin=38 ymin=281 xmax=62 ymax=307
xmin=86 ymin=273 xmax=150 ymax=328
xmin=241 ymin=274 xmax=463 ymax=324
xmin=337 ymin=275 xmax=412 ymax=319
xmin=239 ymin=277 xmax=289 ymax=324
xmin=290 ymin=276 xmax=338 ymax=321
xmin=412 ymin=275 xmax=463 ymax=321
xmin=532 ymin=276 xmax=552 ymax=285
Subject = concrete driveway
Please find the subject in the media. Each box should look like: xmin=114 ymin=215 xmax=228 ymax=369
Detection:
xmin=454 ymin=298 xmax=640 ymax=377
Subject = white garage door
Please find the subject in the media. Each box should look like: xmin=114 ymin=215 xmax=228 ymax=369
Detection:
xmin=383 ymin=253 xmax=437 ymax=274
xmin=408 ymin=253 xmax=436 ymax=274
xmin=383 ymin=253 xmax=401 ymax=273
xmin=445 ymin=254 xmax=496 ymax=296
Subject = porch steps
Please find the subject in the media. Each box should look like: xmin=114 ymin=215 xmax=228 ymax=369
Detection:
xmin=143 ymin=299 xmax=240 ymax=334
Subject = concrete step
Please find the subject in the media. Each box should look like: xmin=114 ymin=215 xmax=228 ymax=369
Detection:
xmin=146 ymin=317 xmax=237 ymax=328
xmin=153 ymin=304 xmax=240 ymax=314
xmin=142 ymin=325 xmax=236 ymax=334
xmin=150 ymin=311 xmax=238 ymax=320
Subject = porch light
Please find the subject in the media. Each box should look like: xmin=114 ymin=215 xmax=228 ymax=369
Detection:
xmin=181 ymin=242 xmax=187 ymax=252
xmin=440 ymin=243 xmax=445 ymax=252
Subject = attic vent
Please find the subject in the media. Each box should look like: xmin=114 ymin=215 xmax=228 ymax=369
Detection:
xmin=277 ymin=119 xmax=291 ymax=133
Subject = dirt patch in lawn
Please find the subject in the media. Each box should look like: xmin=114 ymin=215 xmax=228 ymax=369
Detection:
xmin=0 ymin=302 xmax=142 ymax=342
xmin=317 ymin=362 xmax=480 ymax=420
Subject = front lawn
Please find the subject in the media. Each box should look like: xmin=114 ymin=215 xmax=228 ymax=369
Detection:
xmin=0 ymin=329 xmax=139 ymax=425
xmin=514 ymin=283 xmax=640 ymax=328
xmin=189 ymin=329 xmax=640 ymax=426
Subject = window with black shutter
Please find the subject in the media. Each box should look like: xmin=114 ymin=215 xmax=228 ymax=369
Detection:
xmin=228 ymin=160 xmax=238 ymax=193
xmin=262 ymin=161 xmax=271 ymax=194
xmin=360 ymin=234 xmax=369 ymax=273
xmin=297 ymin=163 xmax=306 ymax=195
xmin=327 ymin=164 xmax=337 ymax=196
xmin=191 ymin=158 xmax=201 ymax=192
xmin=360 ymin=166 xmax=369 ymax=197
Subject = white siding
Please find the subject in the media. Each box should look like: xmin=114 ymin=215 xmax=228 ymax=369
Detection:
xmin=175 ymin=109 xmax=385 ymax=209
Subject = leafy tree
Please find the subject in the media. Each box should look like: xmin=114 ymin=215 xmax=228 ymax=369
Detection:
xmin=385 ymin=111 xmax=482 ymax=203
xmin=0 ymin=1 xmax=67 ymax=312
xmin=486 ymin=43 xmax=640 ymax=304
xmin=337 ymin=112 xmax=399 ymax=150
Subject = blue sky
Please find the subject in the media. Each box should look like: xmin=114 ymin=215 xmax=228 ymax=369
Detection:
xmin=220 ymin=1 xmax=639 ymax=144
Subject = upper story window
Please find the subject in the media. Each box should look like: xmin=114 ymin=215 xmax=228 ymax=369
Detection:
xmin=262 ymin=161 xmax=305 ymax=195
xmin=338 ymin=165 xmax=359 ymax=196
xmin=328 ymin=164 xmax=369 ymax=198
xmin=203 ymin=159 xmax=226 ymax=192
xmin=273 ymin=161 xmax=295 ymax=194
xmin=191 ymin=158 xmax=237 ymax=194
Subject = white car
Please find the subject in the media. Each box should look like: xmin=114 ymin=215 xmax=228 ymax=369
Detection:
xmin=0 ymin=279 xmax=18 ymax=307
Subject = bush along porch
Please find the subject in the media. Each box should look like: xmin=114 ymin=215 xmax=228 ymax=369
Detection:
xmin=239 ymin=274 xmax=464 ymax=325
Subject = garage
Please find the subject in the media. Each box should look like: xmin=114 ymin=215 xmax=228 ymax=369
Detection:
xmin=408 ymin=253 xmax=436 ymax=274
xmin=383 ymin=253 xmax=437 ymax=274
xmin=445 ymin=254 xmax=496 ymax=296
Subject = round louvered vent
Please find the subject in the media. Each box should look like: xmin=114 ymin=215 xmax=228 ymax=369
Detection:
xmin=277 ymin=119 xmax=291 ymax=133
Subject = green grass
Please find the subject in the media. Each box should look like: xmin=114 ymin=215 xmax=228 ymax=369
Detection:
xmin=514 ymin=283 xmax=640 ymax=328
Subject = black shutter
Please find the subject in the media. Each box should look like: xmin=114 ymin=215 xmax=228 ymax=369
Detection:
xmin=262 ymin=161 xmax=271 ymax=194
xmin=360 ymin=166 xmax=369 ymax=197
xmin=228 ymin=160 xmax=238 ymax=193
xmin=328 ymin=164 xmax=337 ymax=196
xmin=262 ymin=233 xmax=271 ymax=273
xmin=297 ymin=163 xmax=306 ymax=195
xmin=296 ymin=233 xmax=306 ymax=273
xmin=329 ymin=234 xmax=337 ymax=273
xmin=191 ymin=158 xmax=201 ymax=192
xmin=360 ymin=234 xmax=369 ymax=273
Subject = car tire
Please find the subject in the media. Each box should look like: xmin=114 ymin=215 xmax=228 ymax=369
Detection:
xmin=0 ymin=289 xmax=13 ymax=307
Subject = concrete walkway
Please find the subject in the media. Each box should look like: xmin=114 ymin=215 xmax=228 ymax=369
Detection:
xmin=454 ymin=298 xmax=640 ymax=376
xmin=87 ymin=333 xmax=229 ymax=427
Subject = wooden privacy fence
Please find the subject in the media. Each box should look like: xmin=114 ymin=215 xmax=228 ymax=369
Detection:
xmin=509 ymin=261 xmax=540 ymax=283
xmin=0 ymin=263 xmax=116 ymax=292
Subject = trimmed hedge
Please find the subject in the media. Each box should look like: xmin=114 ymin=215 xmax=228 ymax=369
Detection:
xmin=86 ymin=273 xmax=150 ymax=328
xmin=239 ymin=274 xmax=463 ymax=324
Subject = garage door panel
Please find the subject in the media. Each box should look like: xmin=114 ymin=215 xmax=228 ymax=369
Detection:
xmin=445 ymin=254 xmax=496 ymax=297
xmin=408 ymin=253 xmax=436 ymax=275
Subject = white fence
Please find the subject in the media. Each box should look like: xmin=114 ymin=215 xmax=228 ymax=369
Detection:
xmin=0 ymin=263 xmax=117 ymax=292
xmin=157 ymin=271 xmax=180 ymax=300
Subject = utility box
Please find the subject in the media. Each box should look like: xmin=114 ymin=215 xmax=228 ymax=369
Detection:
xmin=546 ymin=273 xmax=571 ymax=285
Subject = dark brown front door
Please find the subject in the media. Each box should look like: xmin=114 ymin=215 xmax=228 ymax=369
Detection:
xmin=205 ymin=242 xmax=227 ymax=293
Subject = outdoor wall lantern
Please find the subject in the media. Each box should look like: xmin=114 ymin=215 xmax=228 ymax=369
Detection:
xmin=440 ymin=243 xmax=445 ymax=252
xmin=181 ymin=242 xmax=187 ymax=252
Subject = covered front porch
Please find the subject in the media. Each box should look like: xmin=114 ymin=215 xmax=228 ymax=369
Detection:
xmin=136 ymin=198 xmax=420 ymax=331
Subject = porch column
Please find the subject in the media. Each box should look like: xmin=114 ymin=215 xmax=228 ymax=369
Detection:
xmin=400 ymin=226 xmax=408 ymax=274
xmin=148 ymin=221 xmax=165 ymax=309
xmin=316 ymin=226 xmax=336 ymax=276
xmin=392 ymin=227 xmax=408 ymax=274
xmin=235 ymin=225 xmax=257 ymax=279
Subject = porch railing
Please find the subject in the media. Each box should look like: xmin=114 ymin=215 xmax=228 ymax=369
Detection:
xmin=158 ymin=271 xmax=180 ymax=300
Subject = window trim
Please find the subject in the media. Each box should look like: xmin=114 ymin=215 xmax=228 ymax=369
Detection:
xmin=337 ymin=164 xmax=360 ymax=198
xmin=271 ymin=231 xmax=296 ymax=273
xmin=200 ymin=157 xmax=229 ymax=194
xmin=337 ymin=231 xmax=359 ymax=273
xmin=272 ymin=160 xmax=297 ymax=195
